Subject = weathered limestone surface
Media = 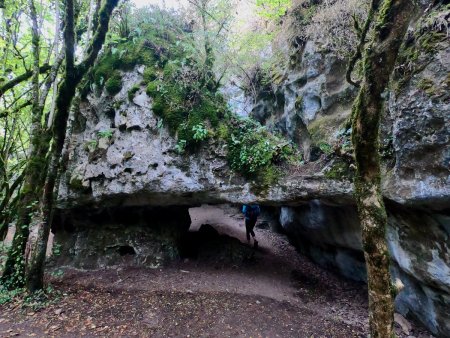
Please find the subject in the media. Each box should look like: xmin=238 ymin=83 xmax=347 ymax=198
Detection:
xmin=53 ymin=206 xmax=191 ymax=269
xmin=279 ymin=201 xmax=450 ymax=337
xmin=57 ymin=69 xmax=353 ymax=209
xmin=56 ymin=6 xmax=449 ymax=336
xmin=274 ymin=7 xmax=450 ymax=336
xmin=249 ymin=40 xmax=356 ymax=161
xmin=383 ymin=44 xmax=450 ymax=208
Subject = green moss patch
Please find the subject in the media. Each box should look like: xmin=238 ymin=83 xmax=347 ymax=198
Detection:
xmin=105 ymin=71 xmax=123 ymax=95
xmin=324 ymin=159 xmax=353 ymax=180
xmin=394 ymin=5 xmax=449 ymax=92
xmin=127 ymin=85 xmax=140 ymax=101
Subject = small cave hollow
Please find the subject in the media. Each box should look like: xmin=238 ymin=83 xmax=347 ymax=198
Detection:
xmin=118 ymin=245 xmax=136 ymax=256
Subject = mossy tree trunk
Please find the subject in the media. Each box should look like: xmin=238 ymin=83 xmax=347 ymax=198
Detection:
xmin=26 ymin=0 xmax=119 ymax=292
xmin=351 ymin=0 xmax=416 ymax=337
xmin=1 ymin=0 xmax=44 ymax=289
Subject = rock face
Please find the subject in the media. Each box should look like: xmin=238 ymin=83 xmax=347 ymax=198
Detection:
xmin=57 ymin=68 xmax=354 ymax=209
xmin=250 ymin=40 xmax=356 ymax=161
xmin=384 ymin=30 xmax=450 ymax=208
xmin=55 ymin=4 xmax=450 ymax=337
xmin=388 ymin=205 xmax=450 ymax=336
xmin=280 ymin=201 xmax=450 ymax=337
xmin=53 ymin=206 xmax=191 ymax=269
xmin=258 ymin=5 xmax=450 ymax=337
xmin=58 ymin=69 xmax=237 ymax=208
xmin=279 ymin=202 xmax=367 ymax=282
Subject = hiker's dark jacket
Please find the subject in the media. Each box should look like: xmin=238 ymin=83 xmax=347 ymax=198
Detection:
xmin=242 ymin=204 xmax=260 ymax=221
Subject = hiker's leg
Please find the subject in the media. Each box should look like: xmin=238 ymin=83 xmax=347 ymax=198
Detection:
xmin=245 ymin=220 xmax=251 ymax=241
xmin=250 ymin=219 xmax=256 ymax=238
xmin=250 ymin=220 xmax=258 ymax=248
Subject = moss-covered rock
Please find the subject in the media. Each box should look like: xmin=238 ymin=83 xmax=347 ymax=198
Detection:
xmin=393 ymin=5 xmax=449 ymax=92
xmin=146 ymin=81 xmax=159 ymax=96
xmin=127 ymin=85 xmax=140 ymax=101
xmin=324 ymin=159 xmax=353 ymax=180
xmin=83 ymin=7 xmax=297 ymax=188
xmin=53 ymin=206 xmax=191 ymax=269
xmin=105 ymin=71 xmax=122 ymax=95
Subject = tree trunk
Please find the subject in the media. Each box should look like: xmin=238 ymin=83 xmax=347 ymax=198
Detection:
xmin=0 ymin=0 xmax=43 ymax=288
xmin=200 ymin=0 xmax=215 ymax=90
xmin=0 ymin=172 xmax=25 ymax=240
xmin=26 ymin=0 xmax=119 ymax=292
xmin=351 ymin=0 xmax=416 ymax=337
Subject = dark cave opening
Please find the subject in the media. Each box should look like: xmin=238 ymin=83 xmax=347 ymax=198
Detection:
xmin=118 ymin=245 xmax=136 ymax=256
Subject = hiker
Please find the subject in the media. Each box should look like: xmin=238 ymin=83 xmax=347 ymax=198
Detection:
xmin=242 ymin=204 xmax=260 ymax=248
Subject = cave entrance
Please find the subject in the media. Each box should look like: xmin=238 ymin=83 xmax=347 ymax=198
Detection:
xmin=179 ymin=204 xmax=281 ymax=262
xmin=189 ymin=204 xmax=279 ymax=237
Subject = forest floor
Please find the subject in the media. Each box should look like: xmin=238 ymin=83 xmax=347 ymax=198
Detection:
xmin=0 ymin=205 xmax=433 ymax=338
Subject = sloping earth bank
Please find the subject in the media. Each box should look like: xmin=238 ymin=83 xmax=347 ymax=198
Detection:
xmin=0 ymin=205 xmax=432 ymax=337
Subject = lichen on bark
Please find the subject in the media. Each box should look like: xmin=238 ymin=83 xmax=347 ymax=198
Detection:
xmin=350 ymin=0 xmax=417 ymax=337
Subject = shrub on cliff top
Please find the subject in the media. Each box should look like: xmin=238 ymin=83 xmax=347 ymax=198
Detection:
xmin=226 ymin=116 xmax=294 ymax=175
xmin=297 ymin=0 xmax=370 ymax=60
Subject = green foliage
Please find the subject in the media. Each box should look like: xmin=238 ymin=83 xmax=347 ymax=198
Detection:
xmin=256 ymin=0 xmax=292 ymax=19
xmin=105 ymin=71 xmax=123 ymax=95
xmin=93 ymin=8 xmax=226 ymax=150
xmin=143 ymin=67 xmax=158 ymax=82
xmin=174 ymin=139 xmax=187 ymax=154
xmin=394 ymin=5 xmax=449 ymax=92
xmin=50 ymin=269 xmax=64 ymax=278
xmin=0 ymin=242 xmax=7 ymax=270
xmin=84 ymin=139 xmax=98 ymax=152
xmin=127 ymin=85 xmax=140 ymax=101
xmin=51 ymin=243 xmax=62 ymax=257
xmin=227 ymin=117 xmax=293 ymax=176
xmin=22 ymin=287 xmax=60 ymax=311
xmin=318 ymin=142 xmax=333 ymax=155
xmin=97 ymin=129 xmax=113 ymax=139
xmin=0 ymin=285 xmax=22 ymax=305
xmin=192 ymin=123 xmax=209 ymax=141
xmin=324 ymin=159 xmax=352 ymax=180
xmin=143 ymin=60 xmax=223 ymax=148
xmin=1 ymin=242 xmax=27 ymax=290
xmin=146 ymin=81 xmax=159 ymax=96
xmin=216 ymin=123 xmax=229 ymax=140
xmin=89 ymin=5 xmax=296 ymax=185
xmin=93 ymin=38 xmax=157 ymax=92
xmin=0 ymin=279 xmax=61 ymax=308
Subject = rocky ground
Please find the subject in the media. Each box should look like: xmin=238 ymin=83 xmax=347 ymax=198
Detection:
xmin=0 ymin=205 xmax=433 ymax=337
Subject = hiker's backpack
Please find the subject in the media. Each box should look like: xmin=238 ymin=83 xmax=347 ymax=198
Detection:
xmin=247 ymin=205 xmax=260 ymax=218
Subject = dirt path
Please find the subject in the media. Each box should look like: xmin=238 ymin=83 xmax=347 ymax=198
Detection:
xmin=0 ymin=205 xmax=432 ymax=337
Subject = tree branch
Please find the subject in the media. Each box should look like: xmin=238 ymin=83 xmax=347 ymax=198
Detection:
xmin=64 ymin=0 xmax=75 ymax=75
xmin=78 ymin=0 xmax=119 ymax=76
xmin=0 ymin=100 xmax=32 ymax=119
xmin=346 ymin=0 xmax=381 ymax=87
xmin=0 ymin=64 xmax=51 ymax=99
